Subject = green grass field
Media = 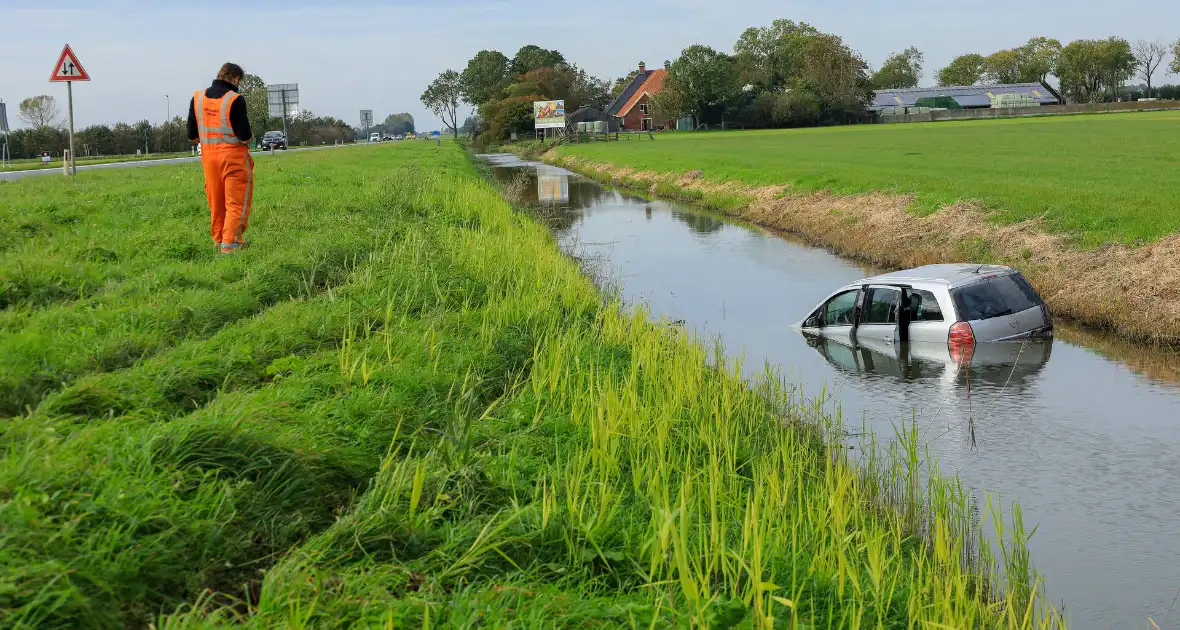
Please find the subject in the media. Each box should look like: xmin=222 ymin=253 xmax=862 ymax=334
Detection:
xmin=1 ymin=143 xmax=1059 ymax=628
xmin=560 ymin=111 xmax=1180 ymax=248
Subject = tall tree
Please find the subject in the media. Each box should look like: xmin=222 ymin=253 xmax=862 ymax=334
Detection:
xmin=1017 ymin=37 xmax=1063 ymax=84
xmin=795 ymin=34 xmax=872 ymax=120
xmin=18 ymin=95 xmax=60 ymax=128
xmin=664 ymin=45 xmax=741 ymax=126
xmin=239 ymin=73 xmax=272 ymax=142
xmin=732 ymin=19 xmax=820 ymax=89
xmin=937 ymin=54 xmax=987 ymax=86
xmin=460 ymin=50 xmax=511 ymax=105
xmin=1096 ymin=37 xmax=1136 ymax=100
xmin=871 ymin=47 xmax=924 ymax=89
xmin=1132 ymin=40 xmax=1168 ymax=97
xmin=983 ymin=49 xmax=1022 ymax=83
xmin=503 ymin=65 xmax=608 ymax=112
xmin=1057 ymin=39 xmax=1103 ymax=102
xmin=383 ymin=113 xmax=415 ymax=135
xmin=1057 ymin=38 xmax=1135 ymax=102
xmin=511 ymin=45 xmax=565 ymax=75
xmin=1171 ymin=40 xmax=1180 ymax=75
xmin=422 ymin=70 xmax=463 ymax=139
xmin=77 ymin=124 xmax=116 ymax=155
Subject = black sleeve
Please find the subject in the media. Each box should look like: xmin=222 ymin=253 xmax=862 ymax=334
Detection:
xmin=187 ymin=97 xmax=198 ymax=142
xmin=229 ymin=96 xmax=252 ymax=143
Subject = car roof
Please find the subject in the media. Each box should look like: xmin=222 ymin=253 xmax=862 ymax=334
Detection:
xmin=857 ymin=264 xmax=1014 ymax=289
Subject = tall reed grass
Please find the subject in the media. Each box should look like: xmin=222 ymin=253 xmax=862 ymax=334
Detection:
xmin=0 ymin=143 xmax=1063 ymax=628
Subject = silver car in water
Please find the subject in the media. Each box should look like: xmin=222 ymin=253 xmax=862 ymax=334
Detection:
xmin=797 ymin=264 xmax=1053 ymax=355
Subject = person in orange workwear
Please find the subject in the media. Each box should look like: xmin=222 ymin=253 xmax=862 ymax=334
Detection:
xmin=187 ymin=62 xmax=254 ymax=254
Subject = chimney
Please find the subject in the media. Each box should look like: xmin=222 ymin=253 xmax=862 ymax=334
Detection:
xmin=638 ymin=61 xmax=646 ymax=74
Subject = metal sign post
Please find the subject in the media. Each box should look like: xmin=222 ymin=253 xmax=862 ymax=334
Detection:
xmin=49 ymin=44 xmax=90 ymax=176
xmin=0 ymin=99 xmax=9 ymax=168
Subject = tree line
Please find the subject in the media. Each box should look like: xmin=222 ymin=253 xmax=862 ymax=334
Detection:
xmin=422 ymin=45 xmax=610 ymax=144
xmin=936 ymin=38 xmax=1180 ymax=102
xmin=3 ymin=74 xmax=356 ymax=160
xmin=424 ymin=25 xmax=1180 ymax=137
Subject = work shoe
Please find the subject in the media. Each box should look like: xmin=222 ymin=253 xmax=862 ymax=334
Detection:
xmin=218 ymin=241 xmax=250 ymax=253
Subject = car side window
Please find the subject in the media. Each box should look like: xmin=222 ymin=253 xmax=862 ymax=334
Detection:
xmin=909 ymin=289 xmax=944 ymax=322
xmin=822 ymin=291 xmax=858 ymax=326
xmin=861 ymin=288 xmax=900 ymax=324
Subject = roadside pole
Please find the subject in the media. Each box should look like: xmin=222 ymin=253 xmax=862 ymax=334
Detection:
xmin=0 ymin=99 xmax=9 ymax=168
xmin=48 ymin=45 xmax=90 ymax=177
xmin=66 ymin=82 xmax=76 ymax=175
xmin=280 ymin=91 xmax=290 ymax=150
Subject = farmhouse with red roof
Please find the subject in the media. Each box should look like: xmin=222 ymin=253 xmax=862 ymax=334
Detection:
xmin=605 ymin=61 xmax=677 ymax=131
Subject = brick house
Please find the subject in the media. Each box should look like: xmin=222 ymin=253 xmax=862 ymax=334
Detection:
xmin=605 ymin=62 xmax=675 ymax=131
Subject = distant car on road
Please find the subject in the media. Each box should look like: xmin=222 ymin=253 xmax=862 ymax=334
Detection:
xmin=369 ymin=132 xmax=381 ymax=143
xmin=797 ymin=263 xmax=1052 ymax=361
xmin=382 ymin=134 xmax=394 ymax=141
xmin=259 ymin=131 xmax=287 ymax=150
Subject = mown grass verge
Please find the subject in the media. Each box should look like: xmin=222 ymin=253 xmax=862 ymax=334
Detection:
xmin=2 ymin=142 xmax=1062 ymax=628
xmin=4 ymin=152 xmax=197 ymax=172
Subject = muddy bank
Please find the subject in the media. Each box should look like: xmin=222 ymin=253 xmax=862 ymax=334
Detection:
xmin=547 ymin=152 xmax=1180 ymax=345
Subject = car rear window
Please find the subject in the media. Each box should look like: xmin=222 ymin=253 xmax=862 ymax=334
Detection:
xmin=951 ymin=274 xmax=1044 ymax=321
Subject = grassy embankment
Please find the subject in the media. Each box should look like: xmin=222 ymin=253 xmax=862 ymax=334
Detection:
xmin=2 ymin=143 xmax=1061 ymax=628
xmin=552 ymin=110 xmax=1180 ymax=343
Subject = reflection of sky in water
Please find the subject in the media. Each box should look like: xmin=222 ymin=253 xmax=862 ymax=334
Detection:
xmin=478 ymin=155 xmax=1180 ymax=629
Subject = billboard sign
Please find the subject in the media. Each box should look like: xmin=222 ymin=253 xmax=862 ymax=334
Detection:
xmin=360 ymin=109 xmax=373 ymax=128
xmin=533 ymin=100 xmax=565 ymax=129
xmin=0 ymin=101 xmax=8 ymax=133
xmin=267 ymin=84 xmax=300 ymax=117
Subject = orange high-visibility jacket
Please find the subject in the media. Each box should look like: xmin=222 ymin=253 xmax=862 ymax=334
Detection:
xmin=193 ymin=89 xmax=249 ymax=151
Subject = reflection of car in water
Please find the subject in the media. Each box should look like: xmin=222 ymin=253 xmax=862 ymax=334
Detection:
xmin=804 ymin=332 xmax=1053 ymax=391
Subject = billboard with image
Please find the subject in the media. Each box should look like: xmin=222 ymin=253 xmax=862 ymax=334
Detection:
xmin=533 ymin=100 xmax=565 ymax=129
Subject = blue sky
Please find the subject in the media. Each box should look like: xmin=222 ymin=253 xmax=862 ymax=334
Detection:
xmin=3 ymin=0 xmax=1176 ymax=131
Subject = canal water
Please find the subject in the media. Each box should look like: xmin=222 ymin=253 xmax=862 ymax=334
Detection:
xmin=479 ymin=154 xmax=1180 ymax=629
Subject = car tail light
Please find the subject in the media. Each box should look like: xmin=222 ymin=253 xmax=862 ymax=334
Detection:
xmin=949 ymin=321 xmax=975 ymax=364
xmin=1041 ymin=304 xmax=1053 ymax=330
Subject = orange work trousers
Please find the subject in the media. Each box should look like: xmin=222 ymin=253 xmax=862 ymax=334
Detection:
xmin=201 ymin=146 xmax=255 ymax=250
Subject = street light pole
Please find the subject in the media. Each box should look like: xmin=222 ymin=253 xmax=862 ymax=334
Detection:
xmin=165 ymin=94 xmax=170 ymax=152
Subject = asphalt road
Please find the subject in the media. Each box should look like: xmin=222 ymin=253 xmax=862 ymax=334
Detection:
xmin=0 ymin=144 xmax=355 ymax=182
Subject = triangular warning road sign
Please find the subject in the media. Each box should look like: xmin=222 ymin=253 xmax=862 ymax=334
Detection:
xmin=49 ymin=45 xmax=90 ymax=82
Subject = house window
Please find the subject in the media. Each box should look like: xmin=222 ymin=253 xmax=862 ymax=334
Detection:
xmin=639 ymin=103 xmax=651 ymax=115
xmin=641 ymin=118 xmax=653 ymax=131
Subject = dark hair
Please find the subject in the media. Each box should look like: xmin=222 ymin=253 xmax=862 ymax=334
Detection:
xmin=216 ymin=63 xmax=245 ymax=82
